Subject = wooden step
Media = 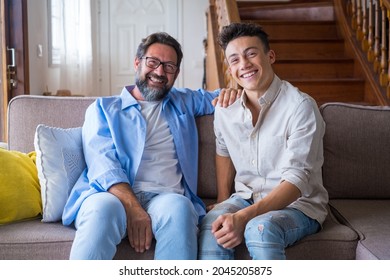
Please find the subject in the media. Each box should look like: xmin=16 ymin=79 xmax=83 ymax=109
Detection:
xmin=271 ymin=39 xmax=346 ymax=60
xmin=235 ymin=0 xmax=371 ymax=105
xmin=273 ymin=58 xmax=355 ymax=79
xmin=237 ymin=0 xmax=332 ymax=9
xmin=238 ymin=1 xmax=334 ymax=21
xmin=288 ymin=79 xmax=365 ymax=105
xmin=250 ymin=20 xmax=340 ymax=40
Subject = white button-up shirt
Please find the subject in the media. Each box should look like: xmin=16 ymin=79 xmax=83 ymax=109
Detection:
xmin=214 ymin=75 xmax=329 ymax=224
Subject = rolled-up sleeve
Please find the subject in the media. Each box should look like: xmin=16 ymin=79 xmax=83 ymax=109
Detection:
xmin=214 ymin=107 xmax=230 ymax=157
xmin=82 ymin=100 xmax=130 ymax=192
xmin=280 ymin=99 xmax=325 ymax=196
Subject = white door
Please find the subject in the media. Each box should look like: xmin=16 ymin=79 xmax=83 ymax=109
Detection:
xmin=97 ymin=0 xmax=180 ymax=96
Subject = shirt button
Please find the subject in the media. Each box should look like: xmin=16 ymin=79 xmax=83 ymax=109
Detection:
xmin=251 ymin=159 xmax=255 ymax=165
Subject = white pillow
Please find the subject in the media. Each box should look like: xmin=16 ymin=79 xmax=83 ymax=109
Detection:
xmin=34 ymin=125 xmax=86 ymax=222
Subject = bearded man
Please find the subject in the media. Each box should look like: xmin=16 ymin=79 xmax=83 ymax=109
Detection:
xmin=62 ymin=32 xmax=238 ymax=260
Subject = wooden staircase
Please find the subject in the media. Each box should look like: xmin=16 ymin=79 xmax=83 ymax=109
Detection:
xmin=239 ymin=0 xmax=369 ymax=105
xmin=206 ymin=0 xmax=390 ymax=106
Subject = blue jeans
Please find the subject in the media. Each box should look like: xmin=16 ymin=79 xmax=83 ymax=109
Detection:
xmin=198 ymin=196 xmax=320 ymax=260
xmin=70 ymin=191 xmax=199 ymax=260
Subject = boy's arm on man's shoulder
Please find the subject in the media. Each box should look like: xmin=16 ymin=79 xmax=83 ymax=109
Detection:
xmin=180 ymin=87 xmax=241 ymax=116
xmin=212 ymin=88 xmax=242 ymax=107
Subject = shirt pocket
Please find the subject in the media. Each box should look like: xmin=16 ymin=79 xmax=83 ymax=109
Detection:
xmin=259 ymin=136 xmax=285 ymax=174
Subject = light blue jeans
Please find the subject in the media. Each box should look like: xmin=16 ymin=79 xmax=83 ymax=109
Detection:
xmin=70 ymin=191 xmax=199 ymax=260
xmin=198 ymin=195 xmax=320 ymax=260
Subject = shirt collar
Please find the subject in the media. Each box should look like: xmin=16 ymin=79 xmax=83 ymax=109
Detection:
xmin=120 ymin=85 xmax=171 ymax=110
xmin=240 ymin=75 xmax=282 ymax=109
xmin=260 ymin=75 xmax=282 ymax=106
xmin=120 ymin=86 xmax=138 ymax=110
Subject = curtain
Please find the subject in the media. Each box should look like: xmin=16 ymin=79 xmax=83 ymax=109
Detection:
xmin=54 ymin=0 xmax=93 ymax=96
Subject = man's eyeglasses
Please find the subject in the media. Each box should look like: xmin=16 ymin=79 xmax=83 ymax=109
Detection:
xmin=141 ymin=56 xmax=178 ymax=74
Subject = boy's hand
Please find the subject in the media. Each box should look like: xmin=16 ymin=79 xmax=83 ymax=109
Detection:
xmin=212 ymin=88 xmax=242 ymax=107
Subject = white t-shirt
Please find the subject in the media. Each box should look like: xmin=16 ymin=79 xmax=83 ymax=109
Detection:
xmin=132 ymin=100 xmax=184 ymax=195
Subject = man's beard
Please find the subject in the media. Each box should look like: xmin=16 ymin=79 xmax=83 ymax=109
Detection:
xmin=135 ymin=71 xmax=172 ymax=101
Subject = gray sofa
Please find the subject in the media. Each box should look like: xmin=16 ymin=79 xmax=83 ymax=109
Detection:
xmin=1 ymin=95 xmax=389 ymax=260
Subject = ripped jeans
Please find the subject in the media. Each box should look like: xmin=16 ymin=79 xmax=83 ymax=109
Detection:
xmin=198 ymin=195 xmax=320 ymax=260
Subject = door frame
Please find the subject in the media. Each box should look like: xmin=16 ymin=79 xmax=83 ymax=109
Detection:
xmin=5 ymin=0 xmax=29 ymax=100
xmin=1 ymin=0 xmax=7 ymax=142
xmin=0 ymin=0 xmax=29 ymax=142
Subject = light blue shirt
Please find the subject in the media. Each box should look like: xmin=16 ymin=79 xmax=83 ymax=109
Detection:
xmin=62 ymin=85 xmax=219 ymax=225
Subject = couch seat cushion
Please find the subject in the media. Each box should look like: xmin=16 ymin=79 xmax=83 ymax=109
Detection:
xmin=330 ymin=199 xmax=390 ymax=260
xmin=0 ymin=219 xmax=75 ymax=259
xmin=0 ymin=219 xmax=155 ymax=260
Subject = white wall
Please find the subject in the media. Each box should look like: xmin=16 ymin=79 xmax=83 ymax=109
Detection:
xmin=27 ymin=0 xmax=209 ymax=96
xmin=181 ymin=0 xmax=209 ymax=89
xmin=27 ymin=0 xmax=49 ymax=95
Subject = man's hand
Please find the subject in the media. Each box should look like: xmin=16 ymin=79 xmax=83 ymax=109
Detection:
xmin=108 ymin=183 xmax=153 ymax=253
xmin=212 ymin=88 xmax=242 ymax=107
xmin=126 ymin=205 xmax=153 ymax=253
xmin=211 ymin=212 xmax=246 ymax=249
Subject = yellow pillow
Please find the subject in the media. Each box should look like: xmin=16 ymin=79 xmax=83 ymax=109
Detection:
xmin=0 ymin=149 xmax=42 ymax=225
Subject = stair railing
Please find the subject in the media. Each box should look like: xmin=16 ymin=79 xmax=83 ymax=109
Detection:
xmin=205 ymin=0 xmax=240 ymax=90
xmin=338 ymin=0 xmax=390 ymax=103
xmin=206 ymin=0 xmax=390 ymax=104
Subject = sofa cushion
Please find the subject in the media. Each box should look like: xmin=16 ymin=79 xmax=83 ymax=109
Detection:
xmin=330 ymin=199 xmax=390 ymax=260
xmin=34 ymin=125 xmax=85 ymax=222
xmin=284 ymin=210 xmax=358 ymax=260
xmin=0 ymin=219 xmax=74 ymax=259
xmin=320 ymin=103 xmax=390 ymax=199
xmin=0 ymin=210 xmax=358 ymax=260
xmin=0 ymin=149 xmax=42 ymax=225
xmin=0 ymin=219 xmax=155 ymax=260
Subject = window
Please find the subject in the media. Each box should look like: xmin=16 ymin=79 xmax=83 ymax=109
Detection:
xmin=48 ymin=0 xmax=62 ymax=66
